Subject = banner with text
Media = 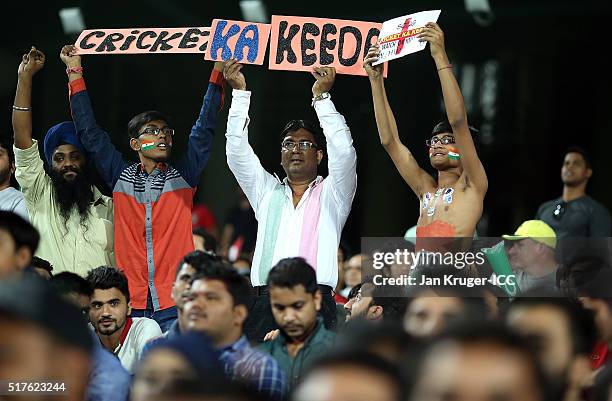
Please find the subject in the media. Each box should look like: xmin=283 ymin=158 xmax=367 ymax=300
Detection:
xmin=204 ymin=19 xmax=271 ymax=65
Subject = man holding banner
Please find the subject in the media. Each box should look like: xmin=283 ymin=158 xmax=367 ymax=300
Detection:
xmin=222 ymin=59 xmax=357 ymax=341
xmin=364 ymin=23 xmax=487 ymax=240
xmin=59 ymin=44 xmax=225 ymax=332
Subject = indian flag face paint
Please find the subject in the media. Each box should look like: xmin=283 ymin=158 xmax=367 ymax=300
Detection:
xmin=448 ymin=147 xmax=461 ymax=161
xmin=141 ymin=141 xmax=155 ymax=151
xmin=428 ymin=147 xmax=434 ymax=158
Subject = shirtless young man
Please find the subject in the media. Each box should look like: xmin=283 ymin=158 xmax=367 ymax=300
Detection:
xmin=364 ymin=23 xmax=487 ymax=239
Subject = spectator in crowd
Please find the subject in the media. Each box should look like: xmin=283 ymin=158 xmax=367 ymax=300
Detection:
xmin=133 ymin=333 xmax=221 ymax=401
xmin=364 ymin=23 xmax=487 ymax=239
xmin=503 ymin=220 xmax=559 ymax=294
xmin=0 ymin=276 xmax=93 ymax=401
xmin=192 ymin=203 xmax=219 ymax=239
xmin=51 ymin=271 xmax=131 ymax=401
xmin=0 ymin=210 xmax=39 ymax=279
xmin=578 ymin=284 xmax=612 ymax=374
xmin=505 ymin=292 xmax=597 ymax=401
xmin=292 ymin=351 xmax=404 ymax=401
xmin=340 ymin=254 xmax=365 ymax=298
xmin=403 ymin=285 xmax=488 ymax=337
xmin=259 ymin=257 xmax=335 ymax=388
xmin=31 ymin=255 xmax=53 ymax=279
xmin=344 ymin=282 xmax=407 ymax=322
xmin=184 ymin=263 xmax=286 ymax=399
xmin=13 ymin=47 xmax=113 ymax=277
xmin=223 ymin=60 xmax=356 ymax=340
xmin=193 ymin=227 xmax=218 ymax=253
xmin=0 ymin=137 xmax=28 ymax=219
xmin=343 ymin=283 xmax=363 ymax=321
xmin=407 ymin=321 xmax=550 ymax=401
xmin=220 ymin=187 xmax=258 ymax=260
xmin=86 ymin=266 xmax=162 ymax=373
xmin=60 ymin=45 xmax=225 ymax=331
xmin=536 ymin=147 xmax=610 ymax=237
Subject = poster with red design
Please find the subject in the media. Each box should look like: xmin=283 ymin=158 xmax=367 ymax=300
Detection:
xmin=372 ymin=10 xmax=441 ymax=66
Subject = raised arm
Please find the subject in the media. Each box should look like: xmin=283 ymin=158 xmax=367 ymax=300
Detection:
xmin=364 ymin=45 xmax=436 ymax=198
xmin=223 ymin=59 xmax=278 ymax=212
xmin=60 ymin=45 xmax=128 ymax=190
xmin=13 ymin=47 xmax=45 ymax=149
xmin=419 ymin=23 xmax=488 ymax=193
xmin=310 ymin=67 xmax=357 ymax=213
xmin=174 ymin=62 xmax=224 ymax=186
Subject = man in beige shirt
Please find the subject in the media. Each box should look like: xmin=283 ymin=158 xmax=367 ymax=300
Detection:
xmin=12 ymin=47 xmax=113 ymax=276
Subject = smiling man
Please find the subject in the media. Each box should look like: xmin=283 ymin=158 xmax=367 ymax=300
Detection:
xmin=222 ymin=60 xmax=357 ymax=341
xmin=364 ymin=24 xmax=487 ymax=239
xmin=12 ymin=47 xmax=113 ymax=276
xmin=60 ymin=45 xmax=224 ymax=331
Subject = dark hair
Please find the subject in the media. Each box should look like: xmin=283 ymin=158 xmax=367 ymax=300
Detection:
xmin=190 ymin=262 xmax=250 ymax=307
xmin=267 ymin=257 xmax=318 ymax=294
xmin=280 ymin=119 xmax=326 ymax=154
xmin=177 ymin=250 xmax=221 ymax=278
xmin=31 ymin=256 xmax=53 ymax=276
xmin=85 ymin=266 xmax=130 ymax=302
xmin=431 ymin=120 xmax=480 ymax=144
xmin=347 ymin=282 xmax=363 ymax=300
xmin=0 ymin=136 xmax=15 ymax=165
xmin=0 ymin=211 xmax=39 ymax=255
xmin=564 ymin=146 xmax=591 ymax=169
xmin=504 ymin=294 xmax=597 ymax=355
xmin=51 ymin=272 xmax=93 ymax=297
xmin=127 ymin=110 xmax=171 ymax=139
xmin=297 ymin=350 xmax=405 ymax=401
xmin=192 ymin=227 xmax=218 ymax=253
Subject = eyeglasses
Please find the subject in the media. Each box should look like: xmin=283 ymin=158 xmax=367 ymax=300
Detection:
xmin=281 ymin=140 xmax=318 ymax=151
xmin=426 ymin=135 xmax=455 ymax=147
xmin=140 ymin=127 xmax=174 ymax=137
xmin=552 ymin=201 xmax=566 ymax=220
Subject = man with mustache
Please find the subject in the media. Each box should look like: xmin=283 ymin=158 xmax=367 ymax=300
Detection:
xmin=60 ymin=45 xmax=224 ymax=332
xmin=86 ymin=266 xmax=162 ymax=374
xmin=12 ymin=47 xmax=113 ymax=277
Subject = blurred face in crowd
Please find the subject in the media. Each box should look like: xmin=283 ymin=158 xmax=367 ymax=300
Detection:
xmin=89 ymin=288 xmax=131 ymax=336
xmin=184 ymin=278 xmax=246 ymax=347
xmin=0 ymin=144 xmax=14 ymax=186
xmin=427 ymin=132 xmax=461 ymax=171
xmin=293 ymin=364 xmax=399 ymax=401
xmin=0 ymin=317 xmax=91 ymax=401
xmin=172 ymin=263 xmax=197 ymax=311
xmin=506 ymin=305 xmax=573 ymax=378
xmin=0 ymin=229 xmax=32 ymax=279
xmin=410 ymin=341 xmax=543 ymax=401
xmin=561 ymin=152 xmax=591 ymax=187
xmin=344 ymin=284 xmax=380 ymax=321
xmin=404 ymin=292 xmax=465 ymax=337
xmin=507 ymin=239 xmax=540 ymax=271
xmin=132 ymin=348 xmax=196 ymax=401
xmin=344 ymin=254 xmax=364 ymax=288
xmin=270 ymin=284 xmax=321 ymax=340
xmin=579 ymin=297 xmax=612 ymax=344
xmin=280 ymin=129 xmax=322 ymax=181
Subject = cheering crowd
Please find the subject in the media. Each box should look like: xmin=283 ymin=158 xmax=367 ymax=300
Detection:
xmin=1 ymin=23 xmax=611 ymax=401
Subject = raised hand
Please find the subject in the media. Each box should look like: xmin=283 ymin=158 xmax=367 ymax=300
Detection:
xmin=311 ymin=66 xmax=336 ymax=96
xmin=18 ymin=47 xmax=45 ymax=78
xmin=60 ymin=44 xmax=81 ymax=68
xmin=363 ymin=43 xmax=383 ymax=81
xmin=418 ymin=23 xmax=447 ymax=60
xmin=222 ymin=59 xmax=247 ymax=91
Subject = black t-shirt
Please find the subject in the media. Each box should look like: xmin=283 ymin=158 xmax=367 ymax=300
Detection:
xmin=536 ymin=195 xmax=611 ymax=238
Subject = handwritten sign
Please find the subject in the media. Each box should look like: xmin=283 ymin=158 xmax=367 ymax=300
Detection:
xmin=204 ymin=19 xmax=271 ymax=65
xmin=372 ymin=10 xmax=441 ymax=65
xmin=268 ymin=15 xmax=388 ymax=77
xmin=74 ymin=27 xmax=210 ymax=54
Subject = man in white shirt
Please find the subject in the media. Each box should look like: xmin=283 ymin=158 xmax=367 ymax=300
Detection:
xmin=86 ymin=266 xmax=161 ymax=374
xmin=222 ymin=60 xmax=357 ymax=341
xmin=0 ymin=138 xmax=28 ymax=220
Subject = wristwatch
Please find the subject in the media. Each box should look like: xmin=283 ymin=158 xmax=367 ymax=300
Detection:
xmin=311 ymin=92 xmax=331 ymax=106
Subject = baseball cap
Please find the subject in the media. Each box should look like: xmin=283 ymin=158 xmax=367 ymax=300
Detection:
xmin=502 ymin=220 xmax=557 ymax=249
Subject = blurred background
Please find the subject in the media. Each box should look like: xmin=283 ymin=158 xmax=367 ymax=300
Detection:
xmin=1 ymin=0 xmax=610 ymax=252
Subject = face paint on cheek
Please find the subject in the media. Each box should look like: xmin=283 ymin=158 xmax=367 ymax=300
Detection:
xmin=448 ymin=147 xmax=461 ymax=161
xmin=141 ymin=142 xmax=155 ymax=151
xmin=429 ymin=148 xmax=434 ymax=159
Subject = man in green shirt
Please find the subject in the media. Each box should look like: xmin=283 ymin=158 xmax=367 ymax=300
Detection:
xmin=258 ymin=257 xmax=335 ymax=388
